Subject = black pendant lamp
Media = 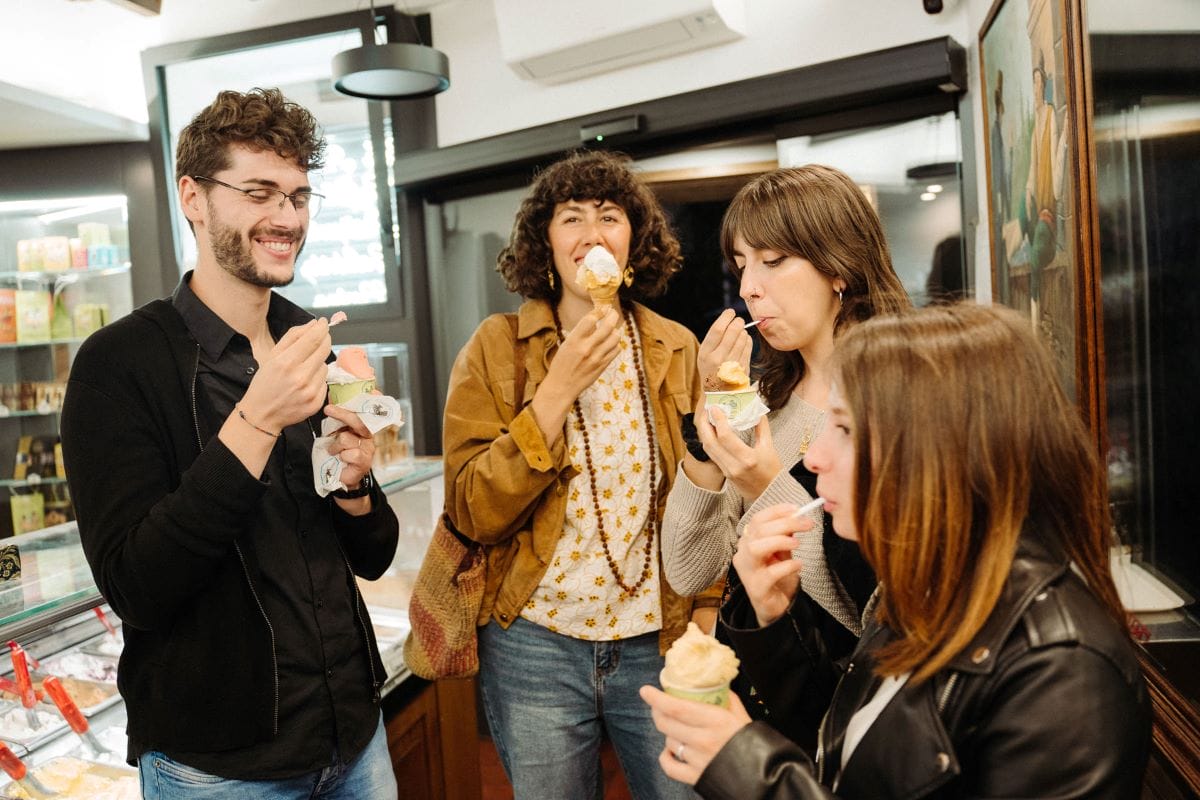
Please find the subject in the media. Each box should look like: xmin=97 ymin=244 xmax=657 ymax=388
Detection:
xmin=332 ymin=2 xmax=450 ymax=100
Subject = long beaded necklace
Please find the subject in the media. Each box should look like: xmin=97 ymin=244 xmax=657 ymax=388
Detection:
xmin=552 ymin=306 xmax=658 ymax=599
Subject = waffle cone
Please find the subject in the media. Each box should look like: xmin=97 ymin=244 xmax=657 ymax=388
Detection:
xmin=588 ymin=283 xmax=620 ymax=311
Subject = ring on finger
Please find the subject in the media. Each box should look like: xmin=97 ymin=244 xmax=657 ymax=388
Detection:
xmin=675 ymin=742 xmax=686 ymax=762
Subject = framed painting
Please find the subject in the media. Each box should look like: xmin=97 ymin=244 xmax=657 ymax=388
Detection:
xmin=979 ymin=0 xmax=1101 ymax=424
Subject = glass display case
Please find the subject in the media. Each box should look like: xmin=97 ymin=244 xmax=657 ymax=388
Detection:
xmin=0 ymin=195 xmax=134 ymax=541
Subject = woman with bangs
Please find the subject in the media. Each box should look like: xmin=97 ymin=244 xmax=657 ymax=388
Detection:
xmin=443 ymin=149 xmax=720 ymax=799
xmin=660 ymin=165 xmax=909 ymax=744
xmin=641 ymin=303 xmax=1151 ymax=798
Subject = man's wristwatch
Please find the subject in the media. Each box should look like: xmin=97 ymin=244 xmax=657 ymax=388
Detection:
xmin=332 ymin=473 xmax=373 ymax=500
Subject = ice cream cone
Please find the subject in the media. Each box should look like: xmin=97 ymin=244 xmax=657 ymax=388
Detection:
xmin=588 ymin=282 xmax=621 ymax=312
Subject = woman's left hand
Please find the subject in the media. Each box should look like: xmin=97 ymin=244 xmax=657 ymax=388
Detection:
xmin=639 ymin=685 xmax=752 ymax=786
xmin=325 ymin=403 xmax=375 ymax=489
xmin=698 ymin=409 xmax=782 ymax=503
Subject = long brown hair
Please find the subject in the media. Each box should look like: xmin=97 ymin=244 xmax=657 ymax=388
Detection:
xmin=497 ymin=149 xmax=682 ymax=302
xmin=836 ymin=303 xmax=1126 ymax=684
xmin=720 ymin=165 xmax=910 ymax=409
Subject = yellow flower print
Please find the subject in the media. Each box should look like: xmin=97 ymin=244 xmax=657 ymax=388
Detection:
xmin=623 ymin=531 xmax=633 ymax=543
xmin=554 ymin=573 xmax=565 ymax=584
xmin=602 ymin=488 xmax=613 ymax=500
xmin=557 ymin=591 xmax=567 ymax=601
xmin=624 ymin=378 xmax=634 ymax=391
xmin=608 ymin=617 xmax=618 ymax=628
xmin=526 ymin=599 xmax=536 ymax=609
xmin=575 ymin=508 xmax=587 ymax=520
xmin=548 ymin=609 xmax=558 ymax=618
xmin=570 ymin=550 xmax=582 ymax=561
xmin=644 ymin=612 xmax=657 ymax=623
xmin=593 ymin=575 xmax=606 ymax=587
xmin=585 ymin=618 xmax=597 ymax=628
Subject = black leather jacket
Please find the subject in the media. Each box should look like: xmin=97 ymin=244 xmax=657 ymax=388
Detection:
xmin=702 ymin=534 xmax=1151 ymax=799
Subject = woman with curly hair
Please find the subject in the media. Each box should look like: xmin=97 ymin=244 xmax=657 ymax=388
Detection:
xmin=442 ymin=149 xmax=721 ymax=799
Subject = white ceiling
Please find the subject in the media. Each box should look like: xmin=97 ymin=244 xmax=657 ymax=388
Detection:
xmin=0 ymin=0 xmax=460 ymax=152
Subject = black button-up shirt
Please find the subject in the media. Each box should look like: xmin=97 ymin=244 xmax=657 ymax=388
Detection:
xmin=160 ymin=277 xmax=377 ymax=779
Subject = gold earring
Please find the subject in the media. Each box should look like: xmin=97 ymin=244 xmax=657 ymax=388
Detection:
xmin=622 ymin=265 xmax=634 ymax=287
xmin=547 ymin=268 xmax=556 ymax=291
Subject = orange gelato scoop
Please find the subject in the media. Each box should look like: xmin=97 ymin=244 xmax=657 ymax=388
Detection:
xmin=336 ymin=346 xmax=375 ymax=381
xmin=714 ymin=361 xmax=750 ymax=391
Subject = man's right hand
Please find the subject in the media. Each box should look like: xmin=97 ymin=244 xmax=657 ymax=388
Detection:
xmin=239 ymin=318 xmax=332 ymax=433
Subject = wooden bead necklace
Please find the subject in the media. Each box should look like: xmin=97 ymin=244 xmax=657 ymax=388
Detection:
xmin=553 ymin=306 xmax=658 ymax=599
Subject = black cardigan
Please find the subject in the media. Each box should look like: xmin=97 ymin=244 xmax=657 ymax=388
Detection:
xmin=60 ymin=298 xmax=398 ymax=756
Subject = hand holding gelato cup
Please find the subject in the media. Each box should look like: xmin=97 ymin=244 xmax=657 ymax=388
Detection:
xmin=326 ymin=346 xmax=377 ymax=404
xmin=576 ymin=245 xmax=622 ymax=311
xmin=660 ymin=622 xmax=740 ymax=708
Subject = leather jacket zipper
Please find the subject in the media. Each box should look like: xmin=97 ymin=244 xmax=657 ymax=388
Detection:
xmin=937 ymin=671 xmax=959 ymax=714
xmin=190 ymin=345 xmax=281 ymax=735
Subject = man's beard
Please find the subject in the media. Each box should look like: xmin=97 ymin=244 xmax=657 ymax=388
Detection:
xmin=208 ymin=202 xmax=305 ymax=289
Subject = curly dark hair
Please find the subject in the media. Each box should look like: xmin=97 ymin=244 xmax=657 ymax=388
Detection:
xmin=720 ymin=165 xmax=911 ymax=409
xmin=497 ymin=149 xmax=682 ymax=302
xmin=174 ymin=87 xmax=325 ymax=184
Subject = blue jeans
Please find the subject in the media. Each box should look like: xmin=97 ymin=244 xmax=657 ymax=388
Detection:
xmin=138 ymin=713 xmax=397 ymax=799
xmin=479 ymin=617 xmax=693 ymax=800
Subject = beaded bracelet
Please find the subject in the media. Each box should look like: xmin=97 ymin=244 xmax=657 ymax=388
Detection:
xmin=236 ymin=404 xmax=280 ymax=439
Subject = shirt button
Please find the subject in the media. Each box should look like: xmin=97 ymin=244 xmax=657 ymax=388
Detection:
xmin=326 ymin=669 xmax=334 ymax=679
xmin=246 ymin=366 xmax=256 ymax=375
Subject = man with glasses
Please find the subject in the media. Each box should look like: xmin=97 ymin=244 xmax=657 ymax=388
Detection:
xmin=60 ymin=88 xmax=399 ymax=799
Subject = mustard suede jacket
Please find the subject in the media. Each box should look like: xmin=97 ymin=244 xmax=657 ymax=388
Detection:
xmin=443 ymin=299 xmax=722 ymax=652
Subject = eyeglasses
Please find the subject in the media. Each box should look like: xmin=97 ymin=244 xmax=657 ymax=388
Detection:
xmin=193 ymin=175 xmax=324 ymax=218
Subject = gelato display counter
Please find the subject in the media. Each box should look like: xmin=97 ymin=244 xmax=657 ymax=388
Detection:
xmin=0 ymin=457 xmax=479 ymax=798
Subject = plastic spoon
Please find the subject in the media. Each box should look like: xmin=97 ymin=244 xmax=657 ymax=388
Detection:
xmin=0 ymin=742 xmax=57 ymax=799
xmin=8 ymin=643 xmax=40 ymax=730
xmin=42 ymin=677 xmax=110 ymax=756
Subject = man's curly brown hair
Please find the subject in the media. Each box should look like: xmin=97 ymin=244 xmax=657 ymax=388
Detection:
xmin=497 ymin=150 xmax=682 ymax=301
xmin=174 ymin=87 xmax=325 ymax=184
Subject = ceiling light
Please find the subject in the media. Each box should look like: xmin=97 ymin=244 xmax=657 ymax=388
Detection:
xmin=331 ymin=4 xmax=450 ymax=100
xmin=920 ymin=192 xmax=936 ymax=202
xmin=926 ymin=184 xmax=943 ymax=193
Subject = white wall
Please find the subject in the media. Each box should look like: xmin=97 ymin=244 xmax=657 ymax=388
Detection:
xmin=433 ymin=0 xmax=971 ymax=146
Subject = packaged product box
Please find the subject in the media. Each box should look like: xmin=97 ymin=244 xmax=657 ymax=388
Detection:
xmin=40 ymin=236 xmax=71 ymax=271
xmin=69 ymin=237 xmax=88 ymax=268
xmin=72 ymin=302 xmax=108 ymax=338
xmin=0 ymin=290 xmax=17 ymax=343
xmin=10 ymin=491 xmax=44 ymax=535
xmin=16 ymin=239 xmax=43 ymax=271
xmin=15 ymin=289 xmax=51 ymax=342
xmin=77 ymin=221 xmax=111 ymax=248
xmin=50 ymin=293 xmax=73 ymax=339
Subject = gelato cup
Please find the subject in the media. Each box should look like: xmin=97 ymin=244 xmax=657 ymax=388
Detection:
xmin=328 ymin=378 xmax=376 ymax=405
xmin=659 ymin=669 xmax=732 ymax=708
xmin=660 ymin=622 xmax=739 ymax=708
xmin=704 ymin=383 xmax=760 ymax=419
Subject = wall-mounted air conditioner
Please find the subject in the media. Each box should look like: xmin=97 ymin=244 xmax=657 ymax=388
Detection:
xmin=493 ymin=0 xmax=746 ymax=84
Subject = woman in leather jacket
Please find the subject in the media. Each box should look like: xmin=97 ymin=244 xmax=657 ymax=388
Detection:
xmin=640 ymin=303 xmax=1152 ymax=798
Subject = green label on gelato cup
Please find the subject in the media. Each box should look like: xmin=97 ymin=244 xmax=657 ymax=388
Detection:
xmin=328 ymin=379 xmax=376 ymax=405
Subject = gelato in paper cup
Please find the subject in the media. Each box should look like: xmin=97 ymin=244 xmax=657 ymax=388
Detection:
xmin=704 ymin=383 xmax=761 ymax=419
xmin=327 ymin=346 xmax=377 ymax=404
xmin=660 ymin=622 xmax=739 ymax=708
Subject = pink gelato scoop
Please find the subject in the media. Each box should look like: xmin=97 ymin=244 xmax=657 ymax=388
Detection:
xmin=336 ymin=346 xmax=375 ymax=380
